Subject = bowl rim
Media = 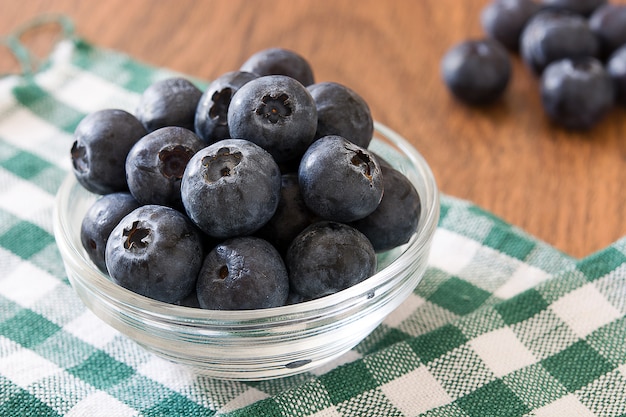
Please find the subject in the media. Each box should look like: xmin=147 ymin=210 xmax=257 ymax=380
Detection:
xmin=53 ymin=121 xmax=440 ymax=326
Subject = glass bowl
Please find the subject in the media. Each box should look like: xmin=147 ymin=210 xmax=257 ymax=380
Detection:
xmin=53 ymin=122 xmax=440 ymax=381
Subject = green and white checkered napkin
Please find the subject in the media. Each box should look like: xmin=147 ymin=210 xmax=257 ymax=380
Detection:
xmin=1 ymin=29 xmax=625 ymax=417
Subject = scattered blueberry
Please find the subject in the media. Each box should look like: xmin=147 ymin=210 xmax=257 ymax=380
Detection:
xmin=196 ymin=236 xmax=290 ymax=310
xmin=194 ymin=71 xmax=259 ymax=145
xmin=307 ymin=81 xmax=374 ymax=148
xmin=105 ymin=204 xmax=204 ymax=303
xmin=228 ymin=75 xmax=318 ymax=163
xmin=240 ymin=47 xmax=315 ymax=86
xmin=80 ymin=192 xmax=141 ymax=273
xmin=441 ymin=38 xmax=511 ymax=105
xmin=351 ymin=166 xmax=421 ymax=252
xmin=520 ymin=9 xmax=599 ymax=75
xmin=286 ymin=221 xmax=377 ymax=300
xmin=135 ymin=77 xmax=203 ymax=133
xmin=181 ymin=139 xmax=282 ymax=239
xmin=125 ymin=126 xmax=205 ymax=209
xmin=298 ymin=135 xmax=384 ymax=223
xmin=589 ymin=3 xmax=626 ymax=59
xmin=540 ymin=57 xmax=614 ymax=130
xmin=540 ymin=0 xmax=607 ymax=16
xmin=71 ymin=109 xmax=147 ymax=195
xmin=480 ymin=0 xmax=542 ymax=51
xmin=607 ymin=44 xmax=626 ymax=105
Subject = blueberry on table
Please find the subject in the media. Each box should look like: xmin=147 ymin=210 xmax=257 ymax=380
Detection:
xmin=607 ymin=45 xmax=626 ymax=106
xmin=125 ymin=126 xmax=205 ymax=210
xmin=255 ymin=173 xmax=318 ymax=256
xmin=520 ymin=9 xmax=599 ymax=75
xmin=589 ymin=4 xmax=626 ymax=59
xmin=194 ymin=71 xmax=259 ymax=145
xmin=286 ymin=221 xmax=377 ymax=300
xmin=540 ymin=0 xmax=606 ymax=16
xmin=181 ymin=139 xmax=282 ymax=239
xmin=227 ymin=75 xmax=318 ymax=163
xmin=351 ymin=166 xmax=421 ymax=252
xmin=441 ymin=39 xmax=511 ymax=105
xmin=135 ymin=77 xmax=202 ymax=133
xmin=240 ymin=47 xmax=315 ymax=86
xmin=480 ymin=0 xmax=542 ymax=51
xmin=71 ymin=109 xmax=147 ymax=195
xmin=307 ymin=81 xmax=374 ymax=149
xmin=196 ymin=236 xmax=289 ymax=310
xmin=540 ymin=57 xmax=614 ymax=130
xmin=105 ymin=205 xmax=204 ymax=304
xmin=80 ymin=192 xmax=141 ymax=273
xmin=298 ymin=135 xmax=384 ymax=223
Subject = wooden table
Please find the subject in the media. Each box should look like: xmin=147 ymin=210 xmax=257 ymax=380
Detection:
xmin=2 ymin=0 xmax=625 ymax=259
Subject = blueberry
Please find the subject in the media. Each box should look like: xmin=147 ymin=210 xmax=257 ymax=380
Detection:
xmin=105 ymin=205 xmax=204 ymax=303
xmin=228 ymin=75 xmax=318 ymax=163
xmin=196 ymin=236 xmax=289 ymax=310
xmin=351 ymin=166 xmax=421 ymax=252
xmin=520 ymin=9 xmax=599 ymax=75
xmin=540 ymin=0 xmax=606 ymax=16
xmin=480 ymin=0 xmax=542 ymax=50
xmin=194 ymin=71 xmax=259 ymax=145
xmin=125 ymin=126 xmax=205 ymax=209
xmin=181 ymin=139 xmax=281 ymax=239
xmin=135 ymin=77 xmax=203 ymax=133
xmin=71 ymin=109 xmax=147 ymax=195
xmin=286 ymin=221 xmax=377 ymax=300
xmin=255 ymin=173 xmax=318 ymax=256
xmin=299 ymin=135 xmax=383 ymax=223
xmin=589 ymin=4 xmax=626 ymax=59
xmin=441 ymin=39 xmax=511 ymax=105
xmin=80 ymin=192 xmax=141 ymax=273
xmin=607 ymin=45 xmax=626 ymax=105
xmin=240 ymin=47 xmax=315 ymax=86
xmin=540 ymin=57 xmax=614 ymax=130
xmin=306 ymin=82 xmax=374 ymax=148
xmin=174 ymin=290 xmax=201 ymax=308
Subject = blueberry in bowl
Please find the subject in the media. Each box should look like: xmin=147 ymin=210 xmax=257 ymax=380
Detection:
xmin=53 ymin=120 xmax=439 ymax=380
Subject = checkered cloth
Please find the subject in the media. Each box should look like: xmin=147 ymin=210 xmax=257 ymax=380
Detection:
xmin=1 ymin=30 xmax=625 ymax=416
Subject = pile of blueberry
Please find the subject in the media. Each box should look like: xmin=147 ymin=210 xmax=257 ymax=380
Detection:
xmin=441 ymin=0 xmax=626 ymax=130
xmin=71 ymin=48 xmax=422 ymax=310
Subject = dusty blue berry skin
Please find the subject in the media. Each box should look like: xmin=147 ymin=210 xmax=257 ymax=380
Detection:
xmin=255 ymin=173 xmax=318 ymax=256
xmin=105 ymin=205 xmax=204 ymax=304
xmin=480 ymin=0 xmax=542 ymax=50
xmin=298 ymin=135 xmax=383 ymax=223
xmin=441 ymin=39 xmax=511 ymax=105
xmin=589 ymin=4 xmax=626 ymax=59
xmin=286 ymin=221 xmax=377 ymax=300
xmin=196 ymin=236 xmax=289 ymax=310
xmin=80 ymin=192 xmax=141 ymax=273
xmin=194 ymin=71 xmax=259 ymax=145
xmin=540 ymin=57 xmax=614 ymax=130
xmin=125 ymin=126 xmax=205 ymax=210
xmin=307 ymin=82 xmax=374 ymax=149
xmin=608 ymin=45 xmax=626 ymax=105
xmin=520 ymin=9 xmax=599 ymax=75
xmin=181 ymin=139 xmax=281 ymax=239
xmin=227 ymin=75 xmax=318 ymax=163
xmin=541 ymin=0 xmax=606 ymax=16
xmin=240 ymin=47 xmax=315 ymax=86
xmin=135 ymin=77 xmax=202 ymax=133
xmin=351 ymin=166 xmax=421 ymax=252
xmin=71 ymin=109 xmax=147 ymax=195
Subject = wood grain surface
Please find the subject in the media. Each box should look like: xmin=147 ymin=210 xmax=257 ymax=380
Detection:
xmin=2 ymin=0 xmax=625 ymax=259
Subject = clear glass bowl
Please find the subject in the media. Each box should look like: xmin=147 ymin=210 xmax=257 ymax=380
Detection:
xmin=53 ymin=122 xmax=440 ymax=381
